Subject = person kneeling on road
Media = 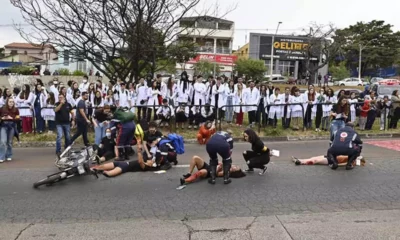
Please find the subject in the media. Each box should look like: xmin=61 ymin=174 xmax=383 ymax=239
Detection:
xmin=242 ymin=129 xmax=270 ymax=175
xmin=95 ymin=128 xmax=118 ymax=163
xmin=196 ymin=121 xmax=216 ymax=145
xmin=110 ymin=118 xmax=135 ymax=161
xmin=180 ymin=155 xmax=245 ymax=185
xmin=292 ymin=155 xmax=365 ymax=166
xmin=206 ymin=130 xmax=234 ymax=185
xmin=91 ymin=145 xmax=157 ymax=177
xmin=327 ymin=123 xmax=363 ymax=170
xmin=148 ymin=136 xmax=178 ymax=170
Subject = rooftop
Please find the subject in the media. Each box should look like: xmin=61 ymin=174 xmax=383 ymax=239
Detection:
xmin=180 ymin=16 xmax=234 ymax=24
xmin=4 ymin=42 xmax=54 ymax=50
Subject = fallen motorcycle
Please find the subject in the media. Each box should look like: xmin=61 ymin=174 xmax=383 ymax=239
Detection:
xmin=33 ymin=143 xmax=99 ymax=189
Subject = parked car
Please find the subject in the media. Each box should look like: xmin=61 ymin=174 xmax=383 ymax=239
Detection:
xmin=370 ymin=77 xmax=384 ymax=85
xmin=334 ymin=78 xmax=366 ymax=87
xmin=334 ymin=89 xmax=362 ymax=98
xmin=264 ymin=75 xmax=289 ymax=84
xmin=377 ymin=79 xmax=400 ymax=86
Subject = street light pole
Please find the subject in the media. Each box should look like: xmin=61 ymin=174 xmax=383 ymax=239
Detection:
xmin=270 ymin=22 xmax=282 ymax=79
xmin=358 ymin=44 xmax=363 ymax=80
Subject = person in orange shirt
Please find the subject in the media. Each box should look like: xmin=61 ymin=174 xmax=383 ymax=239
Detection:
xmin=197 ymin=121 xmax=216 ymax=145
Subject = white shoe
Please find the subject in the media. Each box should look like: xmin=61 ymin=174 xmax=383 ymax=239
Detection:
xmin=380 ymin=128 xmax=384 ymax=131
xmin=6 ymin=158 xmax=12 ymax=161
xmin=0 ymin=160 xmax=4 ymax=163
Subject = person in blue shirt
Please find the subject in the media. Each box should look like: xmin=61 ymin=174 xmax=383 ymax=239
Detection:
xmin=205 ymin=130 xmax=234 ymax=184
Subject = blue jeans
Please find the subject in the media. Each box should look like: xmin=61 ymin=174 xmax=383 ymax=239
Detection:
xmin=35 ymin=106 xmax=45 ymax=132
xmin=0 ymin=124 xmax=15 ymax=160
xmin=56 ymin=124 xmax=71 ymax=154
xmin=94 ymin=120 xmax=107 ymax=145
xmin=330 ymin=120 xmax=345 ymax=139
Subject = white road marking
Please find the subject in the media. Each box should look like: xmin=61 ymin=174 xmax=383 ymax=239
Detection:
xmin=174 ymin=165 xmax=190 ymax=168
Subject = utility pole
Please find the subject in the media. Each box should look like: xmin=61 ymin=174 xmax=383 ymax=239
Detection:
xmin=270 ymin=22 xmax=282 ymax=79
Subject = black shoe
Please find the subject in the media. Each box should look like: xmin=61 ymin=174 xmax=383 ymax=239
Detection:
xmin=346 ymin=164 xmax=354 ymax=170
xmin=330 ymin=161 xmax=338 ymax=170
xmin=223 ymin=163 xmax=232 ymax=184
xmin=180 ymin=178 xmax=185 ymax=185
xmin=173 ymin=159 xmax=178 ymax=165
xmin=259 ymin=166 xmax=267 ymax=175
xmin=182 ymin=173 xmax=191 ymax=179
xmin=208 ymin=165 xmax=217 ymax=185
xmin=244 ymin=168 xmax=254 ymax=173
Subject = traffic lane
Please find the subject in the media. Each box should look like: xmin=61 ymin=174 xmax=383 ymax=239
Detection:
xmin=1 ymin=139 xmax=399 ymax=169
xmin=1 ymin=157 xmax=400 ymax=223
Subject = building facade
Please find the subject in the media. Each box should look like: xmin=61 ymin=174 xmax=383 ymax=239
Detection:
xmin=233 ymin=43 xmax=249 ymax=60
xmin=248 ymin=33 xmax=328 ymax=81
xmin=176 ymin=16 xmax=237 ymax=78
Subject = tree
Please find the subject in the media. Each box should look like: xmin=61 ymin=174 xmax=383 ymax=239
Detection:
xmin=329 ymin=62 xmax=350 ymax=80
xmin=334 ymin=20 xmax=400 ymax=76
xmin=57 ymin=68 xmax=70 ymax=76
xmin=11 ymin=0 xmax=205 ymax=82
xmin=0 ymin=48 xmax=4 ymax=58
xmin=300 ymin=23 xmax=341 ymax=84
xmin=234 ymin=59 xmax=267 ymax=80
xmin=194 ymin=59 xmax=220 ymax=76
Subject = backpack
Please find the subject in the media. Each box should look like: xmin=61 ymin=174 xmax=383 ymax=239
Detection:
xmin=167 ymin=133 xmax=185 ymax=154
xmin=113 ymin=107 xmax=135 ymax=123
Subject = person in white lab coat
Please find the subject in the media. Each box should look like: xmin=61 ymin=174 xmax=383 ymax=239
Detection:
xmin=290 ymin=89 xmax=304 ymax=130
xmin=211 ymin=77 xmax=226 ymax=121
xmin=322 ymin=88 xmax=337 ymax=131
xmin=193 ymin=75 xmax=206 ymax=106
xmin=243 ymin=81 xmax=260 ymax=127
xmin=155 ymin=74 xmax=167 ymax=104
xmin=304 ymin=88 xmax=317 ymax=129
xmin=224 ymin=80 xmax=235 ymax=124
xmin=79 ymin=75 xmax=89 ymax=93
xmin=177 ymin=71 xmax=192 ymax=106
xmin=268 ymin=88 xmax=283 ymax=128
xmin=146 ymin=81 xmax=160 ymax=122
xmin=136 ymin=78 xmax=148 ymax=120
xmin=156 ymin=99 xmax=173 ymax=127
xmin=205 ymin=78 xmax=215 ymax=105
xmin=234 ymin=77 xmax=246 ymax=93
xmin=234 ymin=83 xmax=246 ymax=126
xmin=115 ymin=82 xmax=131 ymax=108
xmin=256 ymin=84 xmax=268 ymax=126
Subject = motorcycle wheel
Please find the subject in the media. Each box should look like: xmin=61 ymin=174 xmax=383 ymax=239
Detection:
xmin=33 ymin=174 xmax=62 ymax=189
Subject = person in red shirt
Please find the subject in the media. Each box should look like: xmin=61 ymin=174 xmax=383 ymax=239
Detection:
xmin=196 ymin=121 xmax=216 ymax=145
xmin=0 ymin=98 xmax=20 ymax=162
xmin=359 ymin=100 xmax=370 ymax=130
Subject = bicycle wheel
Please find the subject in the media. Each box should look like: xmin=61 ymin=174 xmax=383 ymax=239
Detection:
xmin=33 ymin=174 xmax=62 ymax=189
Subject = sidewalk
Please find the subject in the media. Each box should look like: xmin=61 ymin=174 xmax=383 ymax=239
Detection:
xmin=3 ymin=209 xmax=400 ymax=240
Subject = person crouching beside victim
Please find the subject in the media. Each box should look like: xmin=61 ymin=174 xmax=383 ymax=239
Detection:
xmin=242 ymin=129 xmax=270 ymax=175
xmin=197 ymin=121 xmax=216 ymax=145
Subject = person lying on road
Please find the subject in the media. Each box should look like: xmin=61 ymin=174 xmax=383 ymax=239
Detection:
xmin=91 ymin=145 xmax=157 ymax=177
xmin=180 ymin=155 xmax=246 ymax=185
xmin=292 ymin=155 xmax=365 ymax=166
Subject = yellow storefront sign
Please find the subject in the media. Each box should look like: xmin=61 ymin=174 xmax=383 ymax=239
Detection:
xmin=273 ymin=41 xmax=308 ymax=51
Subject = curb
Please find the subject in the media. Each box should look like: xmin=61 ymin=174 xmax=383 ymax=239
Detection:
xmin=14 ymin=133 xmax=400 ymax=148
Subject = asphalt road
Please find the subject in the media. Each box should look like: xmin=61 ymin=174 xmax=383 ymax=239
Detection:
xmin=0 ymin=139 xmax=400 ymax=224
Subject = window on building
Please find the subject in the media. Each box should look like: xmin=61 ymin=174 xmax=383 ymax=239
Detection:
xmin=197 ymin=20 xmax=216 ymax=29
xmin=63 ymin=50 xmax=70 ymax=66
xmin=77 ymin=61 xmax=87 ymax=72
xmin=24 ymin=51 xmax=28 ymax=55
xmin=10 ymin=50 xmax=18 ymax=55
xmin=180 ymin=20 xmax=195 ymax=28
xmin=278 ymin=61 xmax=295 ymax=76
xmin=218 ymin=22 xmax=232 ymax=30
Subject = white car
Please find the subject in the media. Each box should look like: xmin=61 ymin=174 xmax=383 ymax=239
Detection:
xmin=335 ymin=78 xmax=365 ymax=87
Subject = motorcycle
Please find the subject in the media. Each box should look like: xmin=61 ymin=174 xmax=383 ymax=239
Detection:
xmin=33 ymin=143 xmax=99 ymax=189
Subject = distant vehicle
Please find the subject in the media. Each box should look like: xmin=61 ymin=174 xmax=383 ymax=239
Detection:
xmin=334 ymin=78 xmax=366 ymax=87
xmin=264 ymin=75 xmax=289 ymax=84
xmin=334 ymin=89 xmax=362 ymax=98
xmin=370 ymin=77 xmax=384 ymax=85
xmin=371 ymin=85 xmax=400 ymax=99
xmin=377 ymin=79 xmax=400 ymax=86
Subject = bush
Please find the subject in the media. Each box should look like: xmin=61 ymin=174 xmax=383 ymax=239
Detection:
xmin=9 ymin=65 xmax=35 ymax=75
xmin=58 ymin=68 xmax=70 ymax=75
xmin=72 ymin=70 xmax=86 ymax=76
xmin=330 ymin=62 xmax=350 ymax=80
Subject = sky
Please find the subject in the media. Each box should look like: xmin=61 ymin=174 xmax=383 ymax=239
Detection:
xmin=1 ymin=0 xmax=400 ymax=49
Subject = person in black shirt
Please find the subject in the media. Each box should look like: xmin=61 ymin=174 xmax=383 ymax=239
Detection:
xmin=70 ymin=92 xmax=91 ymax=146
xmin=54 ymin=94 xmax=74 ymax=155
xmin=96 ymin=128 xmax=117 ymax=163
xmin=92 ymin=105 xmax=112 ymax=145
xmin=91 ymin=144 xmax=157 ymax=177
xmin=143 ymin=121 xmax=163 ymax=160
xmin=242 ymin=129 xmax=270 ymax=175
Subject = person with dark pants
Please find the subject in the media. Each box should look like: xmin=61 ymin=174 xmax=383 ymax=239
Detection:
xmin=148 ymin=136 xmax=178 ymax=170
xmin=54 ymin=94 xmax=74 ymax=156
xmin=33 ymin=84 xmax=46 ymax=133
xmin=205 ymin=131 xmax=234 ymax=185
xmin=96 ymin=128 xmax=118 ymax=163
xmin=327 ymin=123 xmax=363 ymax=170
xmin=282 ymin=87 xmax=292 ymax=129
xmin=242 ymin=129 xmax=270 ymax=175
xmin=70 ymin=92 xmax=90 ymax=147
xmin=113 ymin=120 xmax=135 ymax=161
